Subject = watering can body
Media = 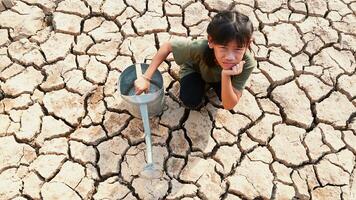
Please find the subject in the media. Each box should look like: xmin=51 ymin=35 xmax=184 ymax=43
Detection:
xmin=118 ymin=63 xmax=164 ymax=118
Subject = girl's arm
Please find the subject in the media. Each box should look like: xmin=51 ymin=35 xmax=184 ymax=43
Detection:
xmin=135 ymin=42 xmax=172 ymax=94
xmin=220 ymin=62 xmax=244 ymax=109
xmin=221 ymin=72 xmax=242 ymax=109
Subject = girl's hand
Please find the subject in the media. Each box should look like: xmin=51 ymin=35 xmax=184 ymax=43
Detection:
xmin=134 ymin=76 xmax=150 ymax=95
xmin=222 ymin=61 xmax=245 ymax=76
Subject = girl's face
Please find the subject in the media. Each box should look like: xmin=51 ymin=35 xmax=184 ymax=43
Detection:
xmin=209 ymin=39 xmax=248 ymax=70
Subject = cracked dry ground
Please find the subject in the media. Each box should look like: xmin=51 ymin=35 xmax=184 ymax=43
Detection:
xmin=0 ymin=0 xmax=355 ymax=200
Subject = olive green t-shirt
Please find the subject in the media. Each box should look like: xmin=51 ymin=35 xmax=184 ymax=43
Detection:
xmin=171 ymin=39 xmax=257 ymax=91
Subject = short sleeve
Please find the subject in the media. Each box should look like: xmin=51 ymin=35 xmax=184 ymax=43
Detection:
xmin=170 ymin=39 xmax=191 ymax=65
xmin=232 ymin=51 xmax=257 ymax=91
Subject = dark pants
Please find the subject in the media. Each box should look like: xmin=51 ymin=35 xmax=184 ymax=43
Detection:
xmin=179 ymin=72 xmax=221 ymax=109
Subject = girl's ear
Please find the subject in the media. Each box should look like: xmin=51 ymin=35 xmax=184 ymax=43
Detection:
xmin=207 ymin=35 xmax=214 ymax=48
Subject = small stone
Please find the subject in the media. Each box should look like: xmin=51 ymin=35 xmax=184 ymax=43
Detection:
xmin=83 ymin=17 xmax=105 ymax=33
xmin=0 ymin=2 xmax=45 ymax=39
xmin=184 ymin=109 xmax=215 ymax=153
xmin=169 ymin=129 xmax=189 ymax=157
xmin=53 ymin=12 xmax=82 ymax=35
xmin=338 ymin=74 xmax=356 ymax=99
xmin=134 ymin=13 xmax=168 ymax=35
xmin=73 ymin=34 xmax=93 ymax=54
xmin=85 ymin=56 xmax=108 ymax=84
xmin=315 ymin=159 xmax=349 ymax=185
xmin=240 ymin=133 xmax=258 ymax=152
xmin=101 ymin=0 xmax=126 ymax=19
xmin=87 ymin=40 xmax=121 ymax=64
xmin=271 ymin=162 xmax=293 ymax=184
xmin=0 ymin=168 xmax=22 ymax=199
xmin=312 ymin=186 xmax=342 ymax=200
xmin=23 ymin=172 xmax=43 ymax=199
xmin=257 ymin=0 xmax=282 ymax=12
xmin=228 ymin=158 xmax=273 ymax=199
xmin=167 ymin=179 xmax=198 ymax=199
xmin=212 ymin=128 xmax=236 ymax=145
xmin=234 ymin=90 xmax=262 ymax=120
xmin=246 ymin=72 xmax=270 ymax=97
xmin=0 ymin=136 xmax=36 ymax=170
xmin=36 ymin=116 xmax=71 ymax=145
xmin=304 ymin=127 xmax=331 ymax=160
xmin=41 ymin=182 xmax=81 ymax=200
xmin=297 ymin=74 xmax=333 ymax=102
xmin=269 ymin=124 xmax=309 ymax=166
xmin=52 ymin=161 xmax=85 ymax=187
xmin=88 ymin=20 xmax=121 ymax=42
xmin=274 ymin=182 xmax=296 ymax=200
xmin=29 ymin=154 xmax=66 ymax=180
xmin=57 ymin=0 xmax=90 ymax=17
xmin=247 ymin=146 xmax=273 ymax=164
xmin=184 ymin=2 xmax=209 ymax=26
xmin=16 ymin=103 xmax=43 ymax=141
xmin=103 ymin=111 xmax=131 ymax=137
xmin=0 ymin=63 xmax=24 ymax=81
xmin=70 ymin=125 xmax=107 ymax=145
xmin=166 ymin=157 xmax=185 ymax=179
xmin=247 ymin=113 xmax=282 ymax=144
xmin=180 ymin=156 xmax=212 ymax=182
xmin=214 ymin=145 xmax=241 ymax=174
xmin=97 ymin=136 xmax=129 ymax=176
xmin=63 ymin=69 xmax=96 ymax=95
xmin=271 ymin=81 xmax=313 ymax=129
xmin=160 ymin=96 xmax=185 ymax=129
xmin=1 ymin=94 xmax=32 ymax=112
xmin=39 ymin=138 xmax=68 ymax=155
xmin=43 ymin=89 xmax=85 ymax=126
xmin=316 ymin=92 xmax=354 ymax=128
xmin=207 ymin=104 xmax=251 ymax=135
xmin=40 ymin=32 xmax=74 ymax=63
xmin=121 ymin=144 xmax=146 ymax=182
xmin=70 ymin=141 xmax=96 ymax=164
xmin=2 ymin=66 xmax=43 ymax=96
xmin=93 ymin=177 xmax=130 ymax=200
xmin=263 ymin=23 xmax=303 ymax=54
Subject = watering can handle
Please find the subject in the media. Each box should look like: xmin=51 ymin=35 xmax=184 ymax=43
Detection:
xmin=135 ymin=64 xmax=143 ymax=82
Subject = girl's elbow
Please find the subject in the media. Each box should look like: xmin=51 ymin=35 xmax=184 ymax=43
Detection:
xmin=223 ymin=102 xmax=237 ymax=110
xmin=162 ymin=42 xmax=172 ymax=52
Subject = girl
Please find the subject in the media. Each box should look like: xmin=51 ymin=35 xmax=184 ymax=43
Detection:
xmin=135 ymin=10 xmax=256 ymax=110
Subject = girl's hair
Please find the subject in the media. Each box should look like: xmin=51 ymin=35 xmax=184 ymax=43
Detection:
xmin=203 ymin=10 xmax=254 ymax=67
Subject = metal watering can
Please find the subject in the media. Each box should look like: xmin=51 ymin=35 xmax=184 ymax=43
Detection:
xmin=118 ymin=63 xmax=164 ymax=179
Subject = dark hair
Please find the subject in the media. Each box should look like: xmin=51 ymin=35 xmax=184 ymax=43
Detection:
xmin=203 ymin=10 xmax=254 ymax=67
